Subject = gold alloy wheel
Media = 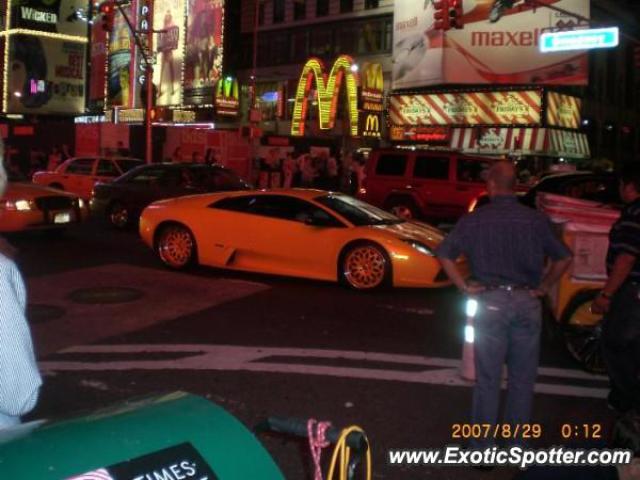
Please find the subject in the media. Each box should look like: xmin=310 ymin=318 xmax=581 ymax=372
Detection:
xmin=343 ymin=244 xmax=387 ymax=290
xmin=158 ymin=225 xmax=194 ymax=268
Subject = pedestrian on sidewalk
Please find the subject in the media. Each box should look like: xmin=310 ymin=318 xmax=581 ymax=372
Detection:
xmin=0 ymin=154 xmax=42 ymax=429
xmin=436 ymin=161 xmax=571 ymax=449
xmin=591 ymin=163 xmax=640 ymax=414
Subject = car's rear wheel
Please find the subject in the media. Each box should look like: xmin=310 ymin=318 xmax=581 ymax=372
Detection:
xmin=341 ymin=242 xmax=390 ymax=290
xmin=386 ymin=197 xmax=419 ymax=220
xmin=156 ymin=224 xmax=196 ymax=269
xmin=560 ymin=289 xmax=606 ymax=374
xmin=108 ymin=202 xmax=130 ymax=229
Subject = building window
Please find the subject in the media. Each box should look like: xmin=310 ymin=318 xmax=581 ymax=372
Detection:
xmin=309 ymin=26 xmax=333 ymax=56
xmin=364 ymin=0 xmax=379 ymax=9
xmin=358 ymin=19 xmax=384 ymax=54
xmin=291 ymin=30 xmax=308 ymax=62
xmin=340 ymin=0 xmax=353 ymax=13
xmin=316 ymin=0 xmax=329 ymax=16
xmin=294 ymin=0 xmax=306 ymax=20
xmin=273 ymin=0 xmax=285 ymax=23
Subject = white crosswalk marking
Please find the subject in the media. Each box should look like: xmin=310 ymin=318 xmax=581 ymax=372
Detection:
xmin=41 ymin=345 xmax=609 ymax=399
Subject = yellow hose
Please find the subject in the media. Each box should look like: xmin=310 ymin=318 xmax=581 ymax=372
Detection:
xmin=326 ymin=425 xmax=372 ymax=480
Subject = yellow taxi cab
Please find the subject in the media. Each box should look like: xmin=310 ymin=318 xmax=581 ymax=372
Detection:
xmin=139 ymin=189 xmax=465 ymax=290
xmin=0 ymin=175 xmax=89 ymax=232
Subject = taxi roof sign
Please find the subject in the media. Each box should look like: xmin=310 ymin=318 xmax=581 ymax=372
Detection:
xmin=540 ymin=27 xmax=619 ymax=53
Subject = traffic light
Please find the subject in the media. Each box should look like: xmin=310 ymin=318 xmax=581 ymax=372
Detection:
xmin=98 ymin=0 xmax=115 ymax=32
xmin=449 ymin=0 xmax=464 ymax=29
xmin=433 ymin=0 xmax=450 ymax=31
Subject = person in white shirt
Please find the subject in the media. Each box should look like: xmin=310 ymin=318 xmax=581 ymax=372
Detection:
xmin=0 ymin=152 xmax=42 ymax=429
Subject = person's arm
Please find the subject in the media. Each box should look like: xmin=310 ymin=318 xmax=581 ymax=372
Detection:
xmin=592 ymin=253 xmax=637 ymax=313
xmin=534 ymin=217 xmax=573 ymax=297
xmin=534 ymin=256 xmax=572 ymax=297
xmin=436 ymin=218 xmax=482 ymax=293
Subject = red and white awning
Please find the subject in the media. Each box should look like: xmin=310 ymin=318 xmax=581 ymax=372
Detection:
xmin=449 ymin=127 xmax=590 ymax=159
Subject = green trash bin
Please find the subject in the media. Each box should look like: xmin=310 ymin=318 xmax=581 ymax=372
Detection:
xmin=0 ymin=391 xmax=284 ymax=480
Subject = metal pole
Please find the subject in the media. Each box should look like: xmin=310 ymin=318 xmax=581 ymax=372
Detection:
xmin=145 ymin=0 xmax=154 ymax=164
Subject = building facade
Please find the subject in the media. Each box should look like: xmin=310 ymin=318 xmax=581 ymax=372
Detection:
xmin=235 ymin=0 xmax=640 ymax=165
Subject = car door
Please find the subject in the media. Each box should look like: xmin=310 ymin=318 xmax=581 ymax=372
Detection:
xmin=453 ymin=156 xmax=492 ymax=216
xmin=120 ymin=166 xmax=170 ymax=214
xmin=63 ymin=158 xmax=96 ymax=198
xmin=368 ymin=153 xmax=410 ymax=207
xmin=411 ymin=154 xmax=457 ymax=218
xmin=207 ymin=194 xmax=344 ymax=279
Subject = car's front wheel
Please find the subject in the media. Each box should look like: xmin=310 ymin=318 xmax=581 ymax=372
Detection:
xmin=340 ymin=242 xmax=390 ymax=290
xmin=108 ymin=202 xmax=130 ymax=229
xmin=156 ymin=224 xmax=196 ymax=269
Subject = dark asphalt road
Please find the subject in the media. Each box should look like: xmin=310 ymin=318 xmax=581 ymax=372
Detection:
xmin=4 ymin=220 xmax=618 ymax=480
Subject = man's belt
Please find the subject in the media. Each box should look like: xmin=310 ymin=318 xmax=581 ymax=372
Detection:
xmin=483 ymin=284 xmax=533 ymax=291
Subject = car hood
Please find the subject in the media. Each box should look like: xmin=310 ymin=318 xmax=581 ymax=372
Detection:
xmin=5 ymin=182 xmax=77 ymax=199
xmin=369 ymin=220 xmax=445 ymax=248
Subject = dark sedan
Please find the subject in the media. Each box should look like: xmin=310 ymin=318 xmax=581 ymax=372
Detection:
xmin=91 ymin=163 xmax=250 ymax=228
xmin=470 ymin=171 xmax=620 ymax=212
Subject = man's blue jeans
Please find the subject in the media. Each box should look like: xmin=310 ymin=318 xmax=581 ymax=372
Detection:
xmin=470 ymin=289 xmax=542 ymax=448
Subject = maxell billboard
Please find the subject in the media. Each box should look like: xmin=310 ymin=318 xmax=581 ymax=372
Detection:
xmin=392 ymin=0 xmax=589 ymax=89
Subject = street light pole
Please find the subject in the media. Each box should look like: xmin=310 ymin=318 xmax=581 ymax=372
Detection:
xmin=145 ymin=0 xmax=154 ymax=164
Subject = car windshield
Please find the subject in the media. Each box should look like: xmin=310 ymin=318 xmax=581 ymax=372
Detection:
xmin=315 ymin=194 xmax=405 ymax=226
xmin=115 ymin=159 xmax=144 ymax=173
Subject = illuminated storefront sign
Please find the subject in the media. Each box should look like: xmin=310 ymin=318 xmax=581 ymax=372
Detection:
xmin=214 ymin=76 xmax=239 ymax=117
xmin=291 ymin=55 xmax=359 ymax=137
xmin=540 ymin=27 xmax=618 ymax=53
xmin=2 ymin=0 xmax=89 ymax=114
xmin=360 ymin=112 xmax=381 ymax=138
xmin=546 ymin=92 xmax=582 ymax=129
xmin=389 ymin=90 xmax=542 ymax=127
xmin=359 ymin=62 xmax=383 ymax=112
xmin=390 ymin=126 xmax=451 ymax=143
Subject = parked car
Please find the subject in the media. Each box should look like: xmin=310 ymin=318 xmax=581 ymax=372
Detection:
xmin=0 ymin=172 xmax=89 ymax=232
xmin=358 ymin=149 xmax=496 ymax=220
xmin=32 ymin=157 xmax=143 ymax=199
xmin=91 ymin=163 xmax=250 ymax=229
xmin=139 ymin=189 xmax=465 ymax=290
xmin=469 ymin=171 xmax=620 ymax=212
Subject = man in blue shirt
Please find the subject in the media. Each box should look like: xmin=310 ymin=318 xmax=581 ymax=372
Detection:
xmin=0 ymin=157 xmax=42 ymax=428
xmin=592 ymin=164 xmax=640 ymax=413
xmin=436 ymin=161 xmax=571 ymax=448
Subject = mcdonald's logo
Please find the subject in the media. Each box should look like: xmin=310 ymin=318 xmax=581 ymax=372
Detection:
xmin=291 ymin=55 xmax=360 ymax=137
xmin=360 ymin=62 xmax=384 ymax=112
xmin=215 ymin=76 xmax=240 ymax=116
xmin=361 ymin=113 xmax=381 ymax=138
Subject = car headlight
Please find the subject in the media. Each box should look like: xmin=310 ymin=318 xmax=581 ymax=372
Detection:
xmin=403 ymin=239 xmax=435 ymax=256
xmin=78 ymin=198 xmax=86 ymax=209
xmin=9 ymin=199 xmax=32 ymax=211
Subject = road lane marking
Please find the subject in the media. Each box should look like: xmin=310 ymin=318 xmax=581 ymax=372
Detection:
xmin=27 ymin=264 xmax=270 ymax=355
xmin=41 ymin=345 xmax=609 ymax=399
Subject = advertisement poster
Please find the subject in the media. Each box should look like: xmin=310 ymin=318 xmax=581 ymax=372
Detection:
xmin=392 ymin=0 xmax=589 ymax=89
xmin=546 ymin=91 xmax=582 ymax=128
xmin=107 ymin=5 xmax=135 ymax=107
xmin=7 ymin=35 xmax=85 ymax=114
xmin=89 ymin=22 xmax=107 ymax=102
xmin=153 ymin=0 xmax=185 ymax=106
xmin=183 ymin=0 xmax=223 ymax=105
xmin=11 ymin=0 xmax=88 ymax=37
xmin=389 ymin=90 xmax=542 ymax=126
